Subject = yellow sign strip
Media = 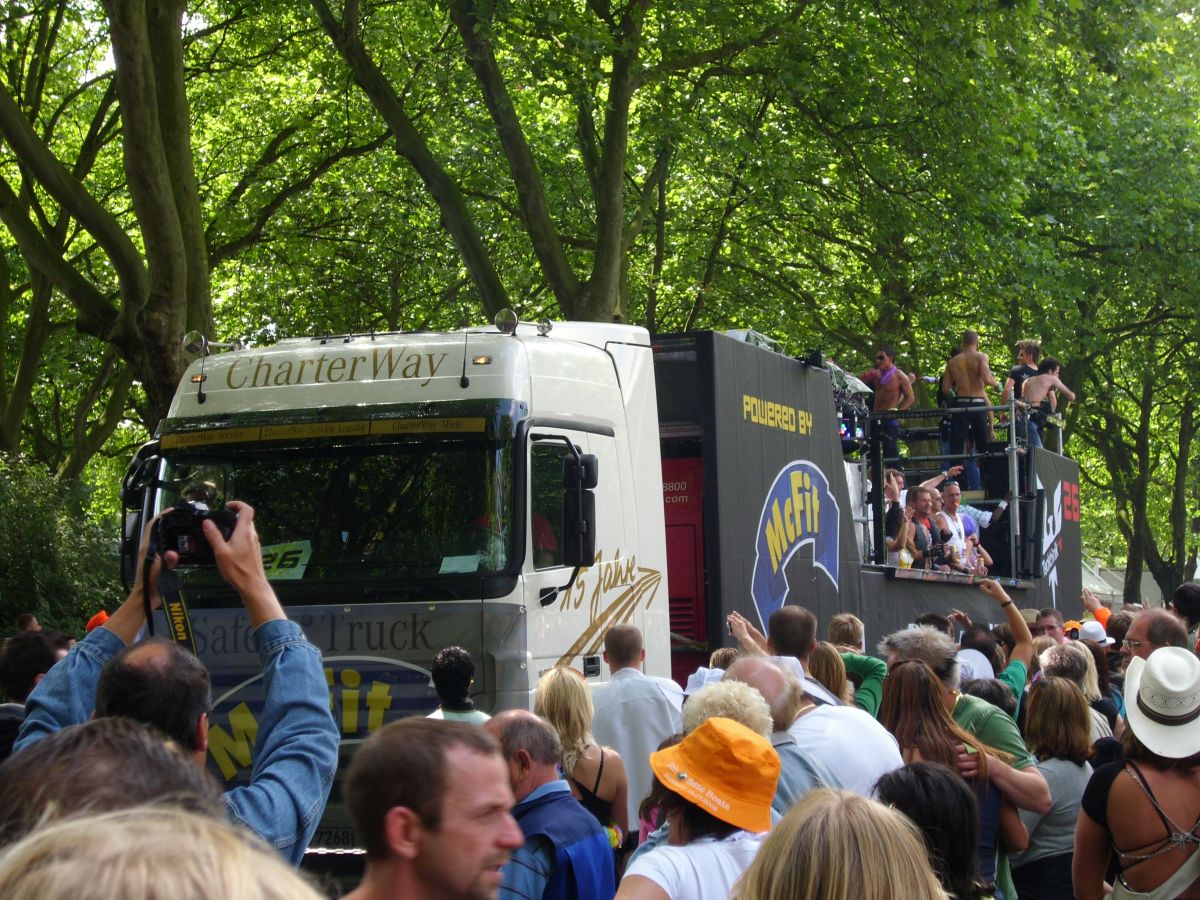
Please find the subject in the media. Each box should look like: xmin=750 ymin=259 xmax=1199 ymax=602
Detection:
xmin=372 ymin=417 xmax=485 ymax=435
xmin=263 ymin=422 xmax=370 ymax=440
xmin=161 ymin=417 xmax=487 ymax=449
xmin=161 ymin=427 xmax=262 ymax=449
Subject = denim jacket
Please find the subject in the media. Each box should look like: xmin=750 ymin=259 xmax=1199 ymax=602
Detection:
xmin=16 ymin=619 xmax=339 ymax=867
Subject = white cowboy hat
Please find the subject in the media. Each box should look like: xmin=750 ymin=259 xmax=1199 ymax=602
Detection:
xmin=956 ymin=648 xmax=995 ymax=682
xmin=1124 ymin=647 xmax=1200 ymax=759
xmin=1080 ymin=620 xmax=1114 ymax=646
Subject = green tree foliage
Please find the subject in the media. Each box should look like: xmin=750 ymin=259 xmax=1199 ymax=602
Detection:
xmin=0 ymin=0 xmax=1197 ymax=601
xmin=0 ymin=456 xmax=122 ymax=637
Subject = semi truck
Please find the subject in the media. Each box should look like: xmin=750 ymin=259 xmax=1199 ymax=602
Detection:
xmin=119 ymin=317 xmax=1082 ymax=857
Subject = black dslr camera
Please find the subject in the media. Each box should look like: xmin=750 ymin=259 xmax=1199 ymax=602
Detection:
xmin=158 ymin=501 xmax=237 ymax=565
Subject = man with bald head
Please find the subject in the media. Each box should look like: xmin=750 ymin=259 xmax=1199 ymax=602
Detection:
xmin=15 ymin=502 xmax=338 ymax=866
xmin=1121 ymin=608 xmax=1189 ymax=663
xmin=486 ymin=710 xmax=614 ymax=900
xmin=722 ymin=657 xmax=840 ymax=814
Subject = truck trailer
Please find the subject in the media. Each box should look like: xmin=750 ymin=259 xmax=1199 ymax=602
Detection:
xmin=120 ymin=318 xmax=1082 ymax=856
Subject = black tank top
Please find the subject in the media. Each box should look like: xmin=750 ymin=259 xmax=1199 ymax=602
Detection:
xmin=571 ymin=747 xmax=612 ymax=826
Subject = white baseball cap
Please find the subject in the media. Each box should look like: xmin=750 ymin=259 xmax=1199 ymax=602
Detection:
xmin=1080 ymin=620 xmax=1114 ymax=646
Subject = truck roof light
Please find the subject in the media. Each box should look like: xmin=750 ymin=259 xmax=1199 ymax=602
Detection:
xmin=472 ymin=355 xmax=492 ymax=365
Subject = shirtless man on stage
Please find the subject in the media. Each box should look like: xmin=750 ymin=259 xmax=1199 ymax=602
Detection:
xmin=860 ymin=344 xmax=915 ymax=461
xmin=941 ymin=331 xmax=998 ymax=490
xmin=1021 ymin=357 xmax=1076 ymax=449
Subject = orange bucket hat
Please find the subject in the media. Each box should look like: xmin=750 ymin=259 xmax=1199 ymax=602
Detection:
xmin=649 ymin=716 xmax=779 ymax=833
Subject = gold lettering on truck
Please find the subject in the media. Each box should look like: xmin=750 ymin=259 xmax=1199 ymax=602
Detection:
xmin=222 ymin=349 xmax=450 ymax=390
xmin=742 ymin=394 xmax=810 ymax=435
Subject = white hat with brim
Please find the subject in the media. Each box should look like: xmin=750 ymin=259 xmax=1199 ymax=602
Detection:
xmin=956 ymin=648 xmax=995 ymax=682
xmin=1080 ymin=620 xmax=1114 ymax=646
xmin=1124 ymin=647 xmax=1200 ymax=759
xmin=684 ymin=666 xmax=726 ymax=695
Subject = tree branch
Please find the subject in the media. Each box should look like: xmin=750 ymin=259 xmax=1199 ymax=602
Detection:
xmin=57 ymin=351 xmax=134 ymax=480
xmin=309 ymin=0 xmax=510 ymax=317
xmin=634 ymin=3 xmax=812 ymax=88
xmin=0 ymin=78 xmax=147 ymax=308
xmin=448 ymin=0 xmax=581 ymax=314
xmin=0 ymin=175 xmax=117 ymax=336
xmin=583 ymin=0 xmax=652 ymax=321
xmin=208 ymin=131 xmax=391 ymax=265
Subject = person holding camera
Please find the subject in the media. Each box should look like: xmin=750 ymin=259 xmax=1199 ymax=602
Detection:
xmin=14 ymin=501 xmax=339 ymax=867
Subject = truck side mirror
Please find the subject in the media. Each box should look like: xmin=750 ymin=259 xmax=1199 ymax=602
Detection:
xmin=120 ymin=441 xmax=160 ymax=588
xmin=563 ymin=454 xmax=598 ymax=567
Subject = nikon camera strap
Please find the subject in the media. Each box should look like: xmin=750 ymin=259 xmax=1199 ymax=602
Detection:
xmin=142 ymin=522 xmax=198 ymax=655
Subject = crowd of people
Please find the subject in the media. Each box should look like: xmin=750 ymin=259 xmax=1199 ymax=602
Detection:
xmin=860 ymin=333 xmax=1076 ymax=482
xmin=1 ymin=502 xmax=1199 ymax=899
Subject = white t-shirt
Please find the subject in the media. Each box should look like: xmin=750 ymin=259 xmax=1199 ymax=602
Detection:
xmin=426 ymin=707 xmax=490 ymax=725
xmin=787 ymin=705 xmax=903 ymax=797
xmin=623 ymin=831 xmax=764 ymax=898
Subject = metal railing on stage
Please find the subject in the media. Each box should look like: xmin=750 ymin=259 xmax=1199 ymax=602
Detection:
xmin=850 ymin=395 xmax=1063 ymax=581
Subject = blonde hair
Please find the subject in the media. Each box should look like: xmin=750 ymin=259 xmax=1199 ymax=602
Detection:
xmin=828 ymin=613 xmax=864 ymax=650
xmin=709 ymin=647 xmax=739 ymax=669
xmin=683 ymin=680 xmax=772 ymax=738
xmin=1029 ymin=635 xmax=1057 ymax=677
xmin=534 ymin=666 xmax=593 ymax=776
xmin=1025 ymin=677 xmax=1094 ymax=764
xmin=0 ymin=805 xmax=324 ymax=900
xmin=1073 ymin=640 xmax=1102 ymax=701
xmin=732 ymin=789 xmax=948 ymax=900
xmin=808 ymin=641 xmax=854 ymax=704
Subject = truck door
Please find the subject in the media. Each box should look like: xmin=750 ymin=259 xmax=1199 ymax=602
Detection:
xmin=523 ymin=425 xmax=627 ymax=683
xmin=662 ymin=457 xmax=706 ymax=685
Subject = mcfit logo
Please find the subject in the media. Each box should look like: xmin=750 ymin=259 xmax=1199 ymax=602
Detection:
xmin=751 ymin=461 xmax=840 ymax=628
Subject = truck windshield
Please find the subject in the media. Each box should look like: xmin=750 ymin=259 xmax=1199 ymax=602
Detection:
xmin=158 ymin=437 xmax=514 ymax=583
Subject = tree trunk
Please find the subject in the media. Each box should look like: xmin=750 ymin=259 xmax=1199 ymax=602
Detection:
xmin=448 ymin=0 xmax=581 ymax=314
xmin=101 ymin=0 xmax=211 ymax=426
xmin=310 ymin=0 xmax=510 ymax=320
xmin=578 ymin=0 xmax=651 ymax=322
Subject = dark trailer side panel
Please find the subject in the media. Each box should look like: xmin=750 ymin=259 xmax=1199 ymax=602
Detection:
xmin=654 ymin=332 xmax=863 ymax=667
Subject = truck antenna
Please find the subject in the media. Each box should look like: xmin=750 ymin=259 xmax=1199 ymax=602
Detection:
xmin=460 ymin=332 xmax=470 ymax=388
xmin=182 ymin=331 xmax=244 ymax=405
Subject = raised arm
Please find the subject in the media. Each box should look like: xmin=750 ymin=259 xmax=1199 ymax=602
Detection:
xmin=919 ymin=465 xmax=964 ymax=491
xmin=204 ymin=502 xmax=285 ymax=627
xmin=205 ymin=502 xmax=339 ymax=866
xmin=978 ymin=579 xmax=1032 ymax=672
xmin=1082 ymin=590 xmax=1111 ymax=629
xmin=840 ymin=652 xmax=887 ymax=717
xmin=17 ymin=515 xmax=173 ymax=751
xmin=728 ymin=611 xmax=768 ymax=656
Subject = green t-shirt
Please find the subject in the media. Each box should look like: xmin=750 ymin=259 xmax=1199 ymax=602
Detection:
xmin=840 ymin=652 xmax=887 ymax=718
xmin=952 ymin=692 xmax=1035 ymax=770
xmin=996 ymin=659 xmax=1028 ymax=720
xmin=954 ymin=691 xmax=1034 ymax=900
